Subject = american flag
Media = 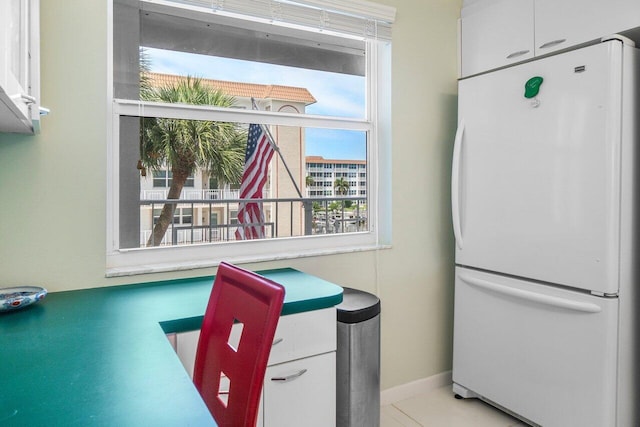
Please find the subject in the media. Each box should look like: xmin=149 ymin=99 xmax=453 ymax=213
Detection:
xmin=235 ymin=123 xmax=275 ymax=240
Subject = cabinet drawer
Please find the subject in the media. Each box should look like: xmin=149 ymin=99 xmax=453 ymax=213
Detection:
xmin=176 ymin=307 xmax=337 ymax=377
xmin=263 ymin=352 xmax=336 ymax=427
xmin=268 ymin=307 xmax=336 ymax=365
xmin=453 ymin=267 xmax=618 ymax=426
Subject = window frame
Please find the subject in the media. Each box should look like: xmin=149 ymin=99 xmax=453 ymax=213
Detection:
xmin=106 ymin=0 xmax=393 ymax=277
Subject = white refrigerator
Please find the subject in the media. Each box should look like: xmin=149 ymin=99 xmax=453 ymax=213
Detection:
xmin=451 ymin=38 xmax=640 ymax=426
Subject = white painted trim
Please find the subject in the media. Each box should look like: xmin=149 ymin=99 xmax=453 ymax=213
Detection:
xmin=106 ymin=4 xmax=393 ymax=276
xmin=380 ymin=371 xmax=453 ymax=406
xmin=107 ymin=243 xmax=392 ymax=278
xmin=113 ymin=100 xmax=372 ymax=131
xmin=106 ymin=0 xmax=116 ymax=258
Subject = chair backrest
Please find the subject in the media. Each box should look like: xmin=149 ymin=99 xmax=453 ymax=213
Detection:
xmin=193 ymin=262 xmax=285 ymax=427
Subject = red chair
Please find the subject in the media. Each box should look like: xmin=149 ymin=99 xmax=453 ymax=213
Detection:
xmin=193 ymin=262 xmax=285 ymax=427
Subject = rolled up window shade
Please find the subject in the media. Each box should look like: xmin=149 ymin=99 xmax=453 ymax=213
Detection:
xmin=143 ymin=0 xmax=396 ymax=41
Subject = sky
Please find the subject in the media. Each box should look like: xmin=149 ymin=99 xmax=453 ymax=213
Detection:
xmin=145 ymin=48 xmax=367 ymax=160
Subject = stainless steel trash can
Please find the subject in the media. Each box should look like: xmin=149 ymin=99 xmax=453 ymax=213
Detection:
xmin=336 ymin=287 xmax=381 ymax=427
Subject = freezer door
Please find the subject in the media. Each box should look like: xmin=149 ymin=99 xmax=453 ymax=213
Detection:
xmin=452 ymin=267 xmax=618 ymax=427
xmin=453 ymin=41 xmax=624 ymax=294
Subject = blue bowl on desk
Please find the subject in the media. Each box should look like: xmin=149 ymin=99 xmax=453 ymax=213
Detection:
xmin=0 ymin=286 xmax=47 ymax=312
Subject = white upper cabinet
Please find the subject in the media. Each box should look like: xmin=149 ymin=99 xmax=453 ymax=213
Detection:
xmin=460 ymin=0 xmax=534 ymax=78
xmin=535 ymin=0 xmax=640 ymax=56
xmin=0 ymin=0 xmax=41 ymax=134
xmin=460 ymin=0 xmax=640 ymax=77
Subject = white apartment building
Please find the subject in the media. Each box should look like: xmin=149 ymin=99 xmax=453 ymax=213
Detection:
xmin=305 ymin=156 xmax=367 ymax=199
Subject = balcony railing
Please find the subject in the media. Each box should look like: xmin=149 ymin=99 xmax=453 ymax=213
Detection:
xmin=138 ymin=196 xmax=367 ymax=247
xmin=140 ymin=189 xmax=243 ymax=200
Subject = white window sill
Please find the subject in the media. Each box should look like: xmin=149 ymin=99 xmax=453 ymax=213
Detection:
xmin=106 ymin=242 xmax=392 ymax=278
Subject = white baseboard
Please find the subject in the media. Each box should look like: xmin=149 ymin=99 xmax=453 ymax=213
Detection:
xmin=380 ymin=371 xmax=452 ymax=406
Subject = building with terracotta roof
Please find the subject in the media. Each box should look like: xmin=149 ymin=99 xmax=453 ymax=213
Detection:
xmin=139 ymin=72 xmax=317 ymax=245
xmin=145 ymin=72 xmax=317 ymax=106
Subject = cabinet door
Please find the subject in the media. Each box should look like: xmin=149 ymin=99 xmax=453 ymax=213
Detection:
xmin=175 ymin=329 xmax=200 ymax=378
xmin=535 ymin=0 xmax=640 ymax=56
xmin=263 ymin=352 xmax=336 ymax=427
xmin=0 ymin=0 xmax=39 ymax=133
xmin=460 ymin=0 xmax=534 ymax=77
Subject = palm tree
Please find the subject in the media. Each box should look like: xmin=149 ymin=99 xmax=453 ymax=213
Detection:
xmin=140 ymin=77 xmax=246 ymax=246
xmin=305 ymin=175 xmax=315 ymax=187
xmin=334 ymin=177 xmax=350 ymax=196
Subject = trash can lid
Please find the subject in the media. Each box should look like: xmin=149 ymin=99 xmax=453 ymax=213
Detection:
xmin=336 ymin=287 xmax=381 ymax=324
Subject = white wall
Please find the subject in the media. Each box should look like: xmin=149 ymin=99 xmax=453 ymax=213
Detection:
xmin=0 ymin=0 xmax=461 ymax=390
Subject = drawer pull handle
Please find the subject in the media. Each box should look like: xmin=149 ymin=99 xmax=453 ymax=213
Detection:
xmin=460 ymin=274 xmax=602 ymax=313
xmin=271 ymin=369 xmax=308 ymax=382
xmin=506 ymin=49 xmax=530 ymax=59
xmin=272 ymin=337 xmax=283 ymax=346
xmin=539 ymin=39 xmax=567 ymax=49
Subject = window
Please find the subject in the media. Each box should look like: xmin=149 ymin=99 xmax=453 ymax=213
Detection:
xmin=153 ymin=207 xmax=192 ymax=225
xmin=108 ymin=0 xmax=394 ymax=275
xmin=152 ymin=170 xmax=194 ymax=188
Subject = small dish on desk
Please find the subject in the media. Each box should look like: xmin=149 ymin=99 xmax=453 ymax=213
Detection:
xmin=0 ymin=286 xmax=47 ymax=312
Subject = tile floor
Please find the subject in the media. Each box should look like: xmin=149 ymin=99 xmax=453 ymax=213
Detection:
xmin=381 ymin=385 xmax=528 ymax=427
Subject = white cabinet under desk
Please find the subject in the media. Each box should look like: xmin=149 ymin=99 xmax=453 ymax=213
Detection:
xmin=172 ymin=307 xmax=337 ymax=427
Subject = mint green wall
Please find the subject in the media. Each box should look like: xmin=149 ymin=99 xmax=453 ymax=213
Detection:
xmin=0 ymin=0 xmax=461 ymax=391
xmin=0 ymin=1 xmax=108 ymax=287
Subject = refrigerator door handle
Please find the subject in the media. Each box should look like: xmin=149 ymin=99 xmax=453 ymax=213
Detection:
xmin=452 ymin=120 xmax=465 ymax=249
xmin=460 ymin=274 xmax=603 ymax=313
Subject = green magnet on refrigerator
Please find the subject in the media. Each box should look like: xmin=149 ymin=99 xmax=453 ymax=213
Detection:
xmin=524 ymin=76 xmax=544 ymax=98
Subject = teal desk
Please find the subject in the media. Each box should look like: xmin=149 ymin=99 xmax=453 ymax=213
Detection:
xmin=0 ymin=268 xmax=343 ymax=426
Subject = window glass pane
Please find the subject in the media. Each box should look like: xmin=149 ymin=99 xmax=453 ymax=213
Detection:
xmin=120 ymin=115 xmax=367 ymax=249
xmin=114 ymin=2 xmax=366 ymax=119
xmin=151 ymin=169 xmax=195 ymax=188
xmin=181 ymin=208 xmax=193 ymax=224
xmin=152 ymin=170 xmax=166 ymax=187
xmin=9 ymin=0 xmax=24 ymax=84
xmin=142 ymin=48 xmax=365 ymax=119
